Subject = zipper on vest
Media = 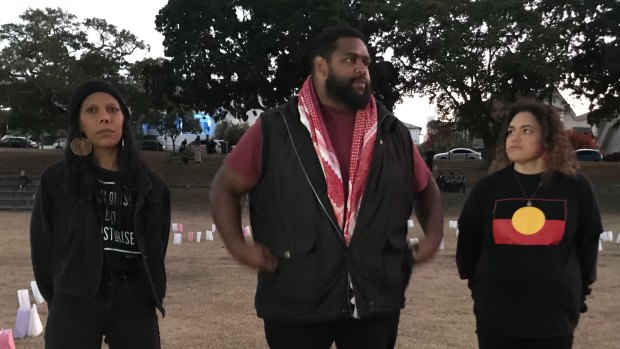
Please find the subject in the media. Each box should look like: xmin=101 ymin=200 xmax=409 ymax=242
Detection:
xmin=278 ymin=110 xmax=346 ymax=244
xmin=376 ymin=111 xmax=392 ymax=145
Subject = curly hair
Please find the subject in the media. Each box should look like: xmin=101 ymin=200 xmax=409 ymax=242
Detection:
xmin=489 ymin=102 xmax=579 ymax=181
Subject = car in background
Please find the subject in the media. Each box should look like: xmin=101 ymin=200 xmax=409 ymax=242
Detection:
xmin=433 ymin=147 xmax=482 ymax=160
xmin=138 ymin=135 xmax=165 ymax=151
xmin=53 ymin=138 xmax=67 ymax=149
xmin=214 ymin=139 xmax=228 ymax=154
xmin=0 ymin=135 xmax=39 ymax=148
xmin=575 ymin=148 xmax=602 ymax=162
xmin=139 ymin=139 xmax=164 ymax=151
xmin=41 ymin=137 xmax=67 ymax=150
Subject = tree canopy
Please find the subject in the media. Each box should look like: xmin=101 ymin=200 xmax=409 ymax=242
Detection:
xmin=155 ymin=0 xmax=619 ymax=151
xmin=154 ymin=0 xmax=400 ymax=118
xmin=2 ymin=1 xmax=618 ymax=151
xmin=569 ymin=0 xmax=620 ymax=125
xmin=384 ymin=0 xmax=590 ymax=151
xmin=0 ymin=7 xmax=147 ymax=137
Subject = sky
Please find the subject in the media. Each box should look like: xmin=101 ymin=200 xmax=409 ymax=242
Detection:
xmin=2 ymin=1 xmax=591 ymax=138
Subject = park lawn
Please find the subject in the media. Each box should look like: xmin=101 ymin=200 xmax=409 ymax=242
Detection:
xmin=1 ymin=149 xmax=619 ymax=348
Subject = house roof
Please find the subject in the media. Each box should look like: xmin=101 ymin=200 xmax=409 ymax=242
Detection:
xmin=402 ymin=122 xmax=422 ymax=130
xmin=575 ymin=112 xmax=589 ymax=122
xmin=552 ymin=90 xmax=585 ymax=121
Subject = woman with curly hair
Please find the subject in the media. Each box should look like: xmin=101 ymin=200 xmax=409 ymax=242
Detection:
xmin=30 ymin=80 xmax=170 ymax=349
xmin=456 ymin=102 xmax=602 ymax=349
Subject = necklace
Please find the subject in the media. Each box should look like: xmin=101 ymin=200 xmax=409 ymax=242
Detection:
xmin=512 ymin=168 xmax=543 ymax=206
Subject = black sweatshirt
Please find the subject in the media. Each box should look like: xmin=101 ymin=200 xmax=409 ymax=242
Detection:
xmin=456 ymin=165 xmax=602 ymax=337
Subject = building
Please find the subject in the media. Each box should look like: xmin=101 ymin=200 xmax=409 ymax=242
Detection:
xmin=594 ymin=115 xmax=620 ymax=156
xmin=401 ymin=122 xmax=422 ymax=144
xmin=547 ymin=91 xmax=593 ymax=135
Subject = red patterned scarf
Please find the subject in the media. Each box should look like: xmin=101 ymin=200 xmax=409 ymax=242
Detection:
xmin=297 ymin=76 xmax=377 ymax=245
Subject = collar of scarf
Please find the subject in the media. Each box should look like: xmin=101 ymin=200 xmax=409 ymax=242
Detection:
xmin=297 ymin=76 xmax=377 ymax=246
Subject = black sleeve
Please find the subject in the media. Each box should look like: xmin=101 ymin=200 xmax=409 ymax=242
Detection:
xmin=575 ymin=174 xmax=602 ymax=311
xmin=456 ymin=180 xmax=486 ymax=287
xmin=29 ymin=175 xmax=54 ymax=303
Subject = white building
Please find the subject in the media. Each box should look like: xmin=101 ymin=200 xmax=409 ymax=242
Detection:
xmin=401 ymin=122 xmax=422 ymax=144
xmin=549 ymin=91 xmax=593 ymax=134
xmin=594 ymin=115 xmax=620 ymax=156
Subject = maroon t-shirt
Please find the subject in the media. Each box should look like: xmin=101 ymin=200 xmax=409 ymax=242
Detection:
xmin=225 ymin=104 xmax=431 ymax=197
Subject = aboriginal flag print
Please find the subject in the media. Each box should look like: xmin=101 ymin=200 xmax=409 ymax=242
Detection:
xmin=492 ymin=198 xmax=567 ymax=245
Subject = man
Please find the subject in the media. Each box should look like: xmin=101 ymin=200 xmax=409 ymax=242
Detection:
xmin=210 ymin=26 xmax=443 ymax=349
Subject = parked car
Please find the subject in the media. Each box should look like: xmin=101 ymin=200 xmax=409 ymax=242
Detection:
xmin=139 ymin=139 xmax=165 ymax=151
xmin=575 ymin=148 xmax=602 ymax=162
xmin=0 ymin=136 xmax=39 ymax=148
xmin=433 ymin=147 xmax=482 ymax=160
xmin=53 ymin=138 xmax=67 ymax=149
xmin=214 ymin=139 xmax=227 ymax=154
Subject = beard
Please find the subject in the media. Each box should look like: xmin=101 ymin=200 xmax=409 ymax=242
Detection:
xmin=325 ymin=69 xmax=372 ymax=110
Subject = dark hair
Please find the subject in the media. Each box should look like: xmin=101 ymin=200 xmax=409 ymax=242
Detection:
xmin=490 ymin=102 xmax=578 ymax=180
xmin=65 ymin=80 xmax=141 ymax=203
xmin=312 ymin=26 xmax=366 ymax=64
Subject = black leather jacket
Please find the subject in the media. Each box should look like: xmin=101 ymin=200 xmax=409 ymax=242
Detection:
xmin=30 ymin=160 xmax=171 ymax=315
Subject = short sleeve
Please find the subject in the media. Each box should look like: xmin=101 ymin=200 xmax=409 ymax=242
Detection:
xmin=223 ymin=118 xmax=264 ymax=188
xmin=412 ymin=145 xmax=432 ymax=192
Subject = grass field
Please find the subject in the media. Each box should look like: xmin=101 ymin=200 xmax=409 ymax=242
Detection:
xmin=1 ymin=149 xmax=619 ymax=348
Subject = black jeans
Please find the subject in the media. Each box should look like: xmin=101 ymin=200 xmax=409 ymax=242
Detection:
xmin=477 ymin=323 xmax=573 ymax=349
xmin=44 ymin=272 xmax=160 ymax=349
xmin=264 ymin=311 xmax=400 ymax=349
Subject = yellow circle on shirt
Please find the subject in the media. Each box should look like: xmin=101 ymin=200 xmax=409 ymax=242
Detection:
xmin=511 ymin=206 xmax=546 ymax=235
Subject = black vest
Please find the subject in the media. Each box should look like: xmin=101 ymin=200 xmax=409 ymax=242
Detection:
xmin=250 ymin=97 xmax=416 ymax=322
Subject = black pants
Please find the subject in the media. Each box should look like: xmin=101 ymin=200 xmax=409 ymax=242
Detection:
xmin=477 ymin=324 xmax=573 ymax=349
xmin=44 ymin=272 xmax=160 ymax=349
xmin=264 ymin=311 xmax=400 ymax=349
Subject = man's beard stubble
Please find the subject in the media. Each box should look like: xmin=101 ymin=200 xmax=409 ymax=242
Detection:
xmin=325 ymin=71 xmax=372 ymax=111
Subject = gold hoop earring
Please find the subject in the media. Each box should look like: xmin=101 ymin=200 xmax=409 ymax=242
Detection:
xmin=70 ymin=137 xmax=93 ymax=156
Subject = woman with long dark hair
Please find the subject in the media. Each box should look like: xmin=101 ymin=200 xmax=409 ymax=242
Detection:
xmin=30 ymin=80 xmax=170 ymax=349
xmin=456 ymin=102 xmax=602 ymax=349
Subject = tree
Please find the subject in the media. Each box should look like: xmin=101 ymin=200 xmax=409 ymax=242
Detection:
xmin=154 ymin=0 xmax=401 ymax=119
xmin=0 ymin=8 xmax=147 ymax=137
xmin=422 ymin=120 xmax=469 ymax=152
xmin=147 ymin=112 xmax=202 ymax=152
xmin=214 ymin=121 xmax=250 ymax=146
xmin=384 ymin=0 xmax=585 ymax=153
xmin=569 ymin=0 xmax=620 ymax=125
xmin=131 ymin=57 xmax=203 ymax=151
xmin=565 ymin=129 xmax=597 ymax=150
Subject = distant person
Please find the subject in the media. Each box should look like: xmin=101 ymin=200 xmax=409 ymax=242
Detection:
xmin=30 ymin=80 xmax=171 ymax=349
xmin=457 ymin=102 xmax=602 ymax=349
xmin=193 ymin=136 xmax=202 ymax=165
xmin=456 ymin=172 xmax=466 ymax=193
xmin=179 ymin=139 xmax=190 ymax=164
xmin=436 ymin=172 xmax=445 ymax=192
xmin=425 ymin=148 xmax=435 ymax=170
xmin=206 ymin=138 xmax=217 ymax=155
xmin=211 ymin=26 xmax=443 ymax=349
xmin=179 ymin=139 xmax=188 ymax=152
xmin=446 ymin=171 xmax=456 ymax=192
xmin=18 ymin=170 xmax=30 ymax=191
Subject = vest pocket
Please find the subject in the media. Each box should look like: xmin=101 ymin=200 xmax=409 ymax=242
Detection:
xmin=358 ymin=235 xmax=409 ymax=297
xmin=257 ymin=236 xmax=318 ymax=304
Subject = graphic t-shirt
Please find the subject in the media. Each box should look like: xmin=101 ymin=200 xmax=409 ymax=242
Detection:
xmin=94 ymin=166 xmax=141 ymax=273
xmin=456 ymin=165 xmax=602 ymax=337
